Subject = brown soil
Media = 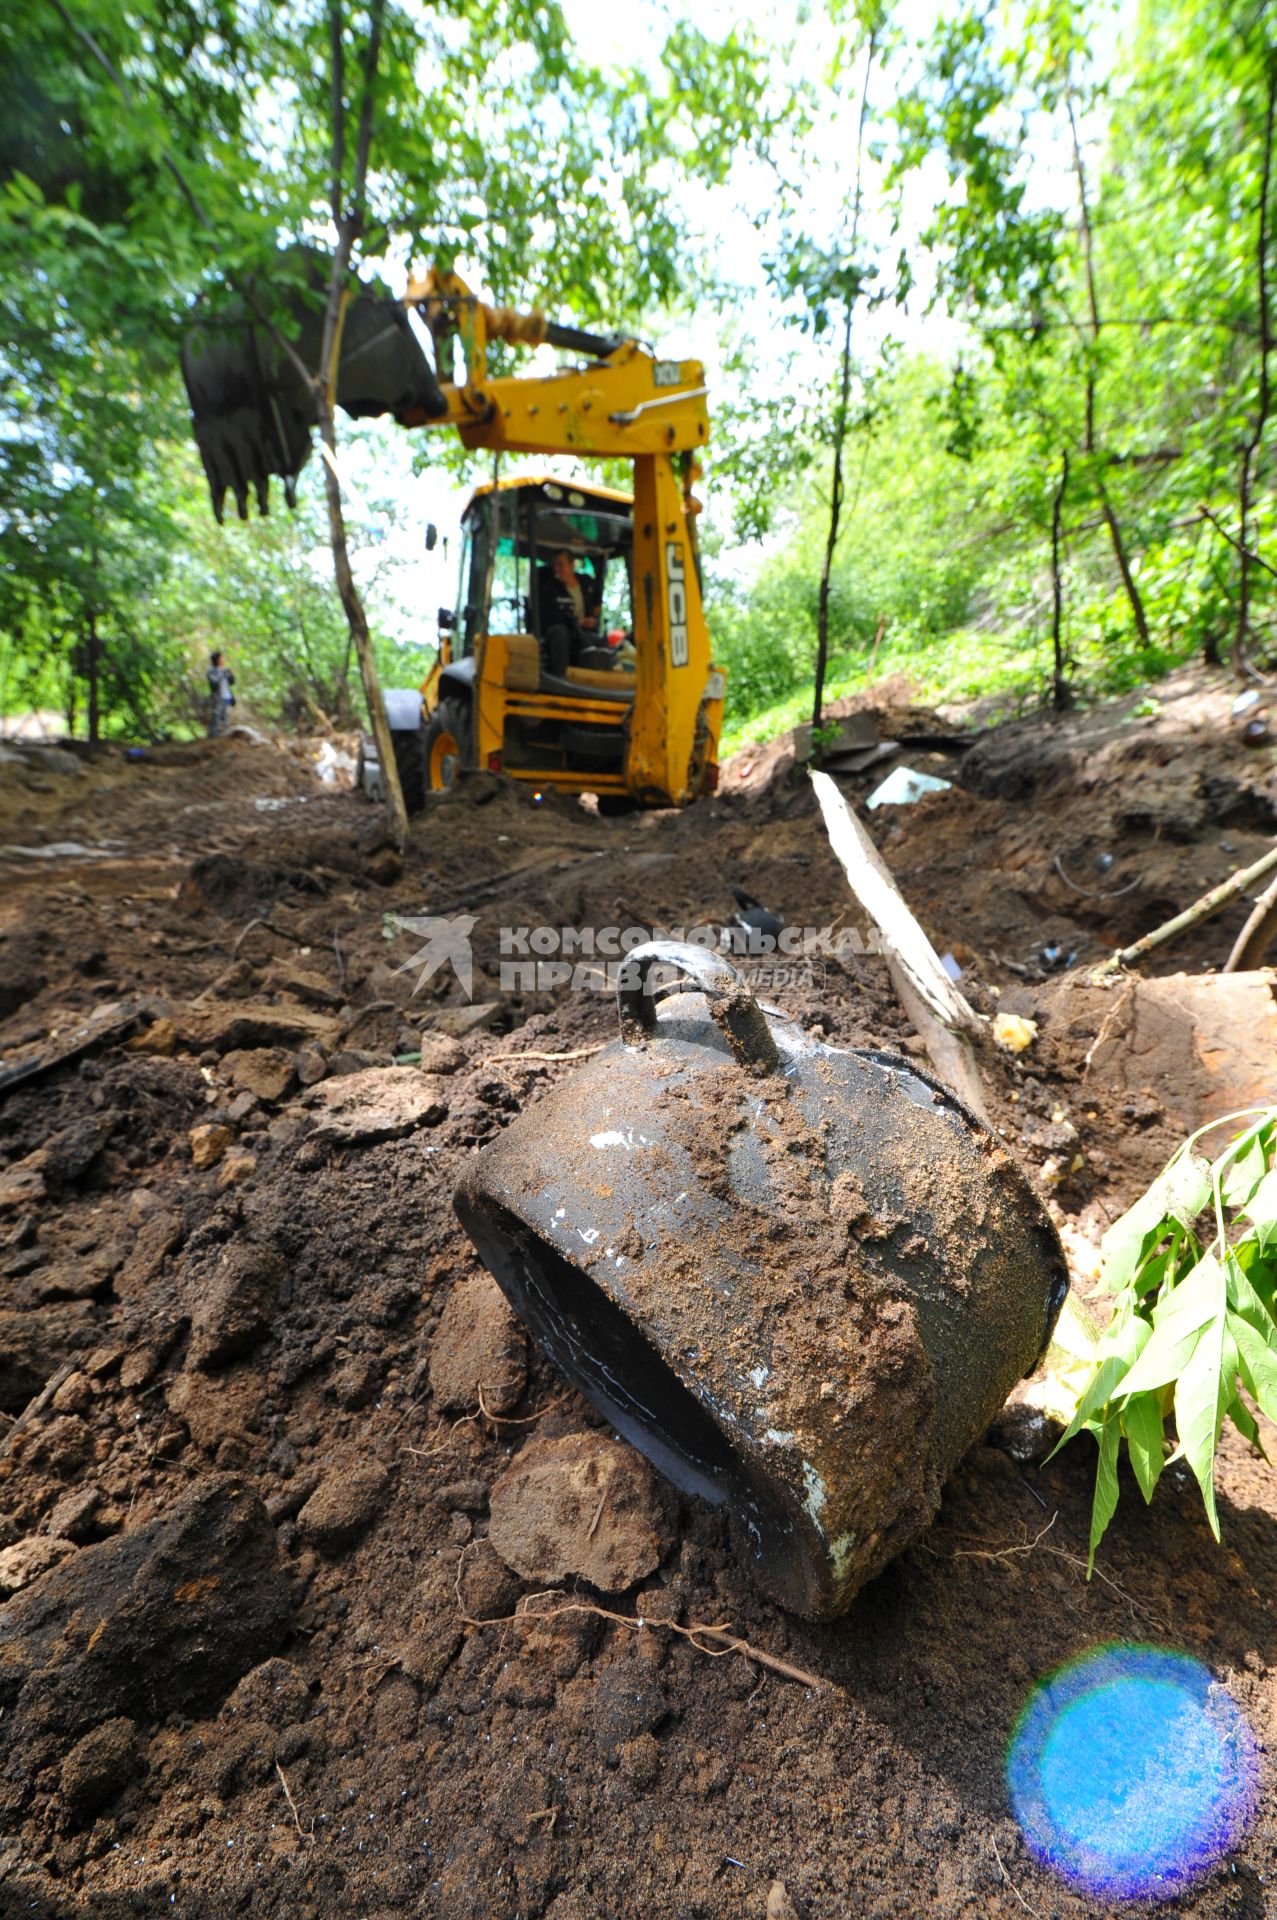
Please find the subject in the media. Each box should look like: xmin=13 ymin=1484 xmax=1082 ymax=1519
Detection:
xmin=0 ymin=667 xmax=1275 ymax=1920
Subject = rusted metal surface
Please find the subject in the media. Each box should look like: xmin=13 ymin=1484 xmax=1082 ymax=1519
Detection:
xmin=455 ymin=944 xmax=1068 ymax=1621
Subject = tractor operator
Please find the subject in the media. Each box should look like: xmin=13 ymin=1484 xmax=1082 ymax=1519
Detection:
xmin=537 ymin=549 xmax=599 ymax=674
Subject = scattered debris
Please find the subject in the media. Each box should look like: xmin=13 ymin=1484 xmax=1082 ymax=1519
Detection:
xmin=0 ymin=1000 xmax=151 ymax=1096
xmin=993 ymin=1012 xmax=1039 ymax=1054
xmin=865 ymin=765 xmax=952 ymax=809
xmin=811 ymin=769 xmax=990 ymax=1122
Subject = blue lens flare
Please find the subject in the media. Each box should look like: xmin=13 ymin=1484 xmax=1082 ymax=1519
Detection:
xmin=1007 ymin=1644 xmax=1259 ymax=1902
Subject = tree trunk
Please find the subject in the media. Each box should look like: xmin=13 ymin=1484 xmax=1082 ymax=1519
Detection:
xmin=1069 ymin=95 xmax=1152 ymax=656
xmin=314 ymin=0 xmax=407 ymax=847
xmin=1051 ymin=451 xmax=1071 ymax=710
xmin=317 ymin=396 xmax=409 ymax=850
xmin=1237 ymin=47 xmax=1277 ymax=675
xmin=813 ymin=312 xmax=849 ymax=733
xmin=813 ymin=27 xmax=877 ymax=733
xmin=86 ymin=610 xmax=101 ymax=746
xmin=1096 ymin=474 xmax=1150 ymax=650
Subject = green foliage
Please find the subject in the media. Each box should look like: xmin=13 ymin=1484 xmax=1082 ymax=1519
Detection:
xmin=1051 ymin=1111 xmax=1277 ymax=1567
xmin=0 ymin=0 xmax=777 ymax=738
xmin=4 ymin=0 xmax=1277 ymax=746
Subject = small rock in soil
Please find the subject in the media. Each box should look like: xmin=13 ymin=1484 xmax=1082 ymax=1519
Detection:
xmin=59 ymin=1716 xmax=140 ymax=1824
xmin=262 ymin=962 xmax=342 ymax=1009
xmin=303 ymin=1065 xmax=448 ymax=1145
xmin=296 ymin=1458 xmax=390 ymax=1554
xmin=295 ymin=1042 xmax=329 ymax=1086
xmin=185 ymin=1241 xmax=284 ymax=1371
xmin=488 ymin=1433 xmax=669 ymax=1590
xmin=50 ymin=1369 xmax=92 ymax=1413
xmin=193 ymin=1000 xmax=339 ymax=1055
xmin=216 ymin=1150 xmax=258 ymax=1191
xmin=115 ymin=1206 xmax=183 ymax=1297
xmin=189 ymin=1122 xmax=233 ymax=1169
xmin=589 ymin=1650 xmax=669 ymax=1760
xmin=456 ymin=1540 xmax=521 ymax=1622
xmin=332 ymin=1353 xmax=384 ymax=1408
xmin=0 ymin=1153 xmax=47 ymax=1211
xmin=436 ymin=1476 xmax=488 ymax=1513
xmin=416 ymin=1033 xmax=467 ymax=1074
xmin=428 ymin=1272 xmax=527 ymax=1414
xmin=126 ymin=1016 xmax=177 ymax=1056
xmin=618 ymin=1730 xmax=661 ymax=1787
xmin=224 ymin=1045 xmax=296 ymax=1102
xmin=766 ymin=1883 xmax=801 ymax=1920
xmin=42 ymin=1115 xmax=113 ymax=1188
xmin=0 ymin=1535 xmax=78 ymax=1599
xmin=44 ymin=1484 xmax=103 ymax=1543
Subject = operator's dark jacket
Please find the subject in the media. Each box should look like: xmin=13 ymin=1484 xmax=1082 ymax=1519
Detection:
xmin=535 ymin=563 xmax=599 ymax=638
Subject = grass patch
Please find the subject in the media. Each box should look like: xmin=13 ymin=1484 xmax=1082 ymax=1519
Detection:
xmin=717 ymin=620 xmax=1203 ymax=759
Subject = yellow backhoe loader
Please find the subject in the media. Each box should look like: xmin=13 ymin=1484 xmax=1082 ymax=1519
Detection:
xmin=182 ymin=264 xmax=725 ymax=810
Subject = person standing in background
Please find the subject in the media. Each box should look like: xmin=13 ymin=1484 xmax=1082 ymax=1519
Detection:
xmin=206 ymin=650 xmax=235 ymax=736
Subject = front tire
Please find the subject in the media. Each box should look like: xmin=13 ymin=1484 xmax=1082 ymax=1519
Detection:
xmin=390 ymin=727 xmax=425 ymax=814
xmin=423 ymin=695 xmax=472 ymax=793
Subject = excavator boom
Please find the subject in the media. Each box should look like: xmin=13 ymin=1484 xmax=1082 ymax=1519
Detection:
xmin=181 ymin=257 xmax=723 ymax=808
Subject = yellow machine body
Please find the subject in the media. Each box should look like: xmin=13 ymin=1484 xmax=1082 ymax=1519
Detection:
xmin=398 ymin=271 xmax=725 ymax=807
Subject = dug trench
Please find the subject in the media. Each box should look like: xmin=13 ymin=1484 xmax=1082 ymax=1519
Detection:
xmin=0 ymin=664 xmax=1275 ymax=1919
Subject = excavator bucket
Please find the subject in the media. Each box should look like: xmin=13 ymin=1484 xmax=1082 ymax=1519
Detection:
xmin=181 ymin=250 xmax=449 ymax=521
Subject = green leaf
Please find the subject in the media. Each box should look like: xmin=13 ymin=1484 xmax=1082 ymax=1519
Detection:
xmin=1087 ymin=1406 xmax=1122 ymax=1572
xmin=1222 ymin=1132 xmax=1269 ymax=1208
xmin=1049 ymin=1306 xmax=1151 ymax=1454
xmin=1118 ymin=1252 xmax=1224 ymax=1398
xmin=1098 ymin=1152 xmax=1211 ymax=1293
xmin=1231 ymin=1311 xmax=1277 ymax=1429
xmin=1122 ymin=1390 xmax=1166 ymax=1503
xmin=1225 ymin=1252 xmax=1277 ymax=1341
xmin=1243 ymin=1168 xmax=1277 ymax=1250
xmin=1172 ymin=1278 xmax=1229 ymax=1541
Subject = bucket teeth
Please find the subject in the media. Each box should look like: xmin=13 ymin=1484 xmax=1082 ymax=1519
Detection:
xmin=181 ymin=250 xmax=448 ymax=519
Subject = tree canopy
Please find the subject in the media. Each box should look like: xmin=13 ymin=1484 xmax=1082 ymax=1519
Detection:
xmin=2 ymin=0 xmax=1274 ymax=742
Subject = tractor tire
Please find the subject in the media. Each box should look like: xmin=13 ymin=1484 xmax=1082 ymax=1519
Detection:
xmin=390 ymin=727 xmax=426 ymax=815
xmin=423 ymin=695 xmax=472 ymax=794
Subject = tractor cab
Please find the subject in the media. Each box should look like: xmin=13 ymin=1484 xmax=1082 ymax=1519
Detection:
xmin=454 ymin=476 xmax=635 ymax=686
xmin=419 ymin=476 xmax=640 ymax=798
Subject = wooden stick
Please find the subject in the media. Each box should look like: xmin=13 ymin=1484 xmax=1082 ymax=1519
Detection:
xmin=1225 ymin=868 xmax=1277 ymax=972
xmin=1098 ymin=841 xmax=1277 ymax=975
xmin=810 ymin=771 xmax=992 ymax=1125
xmin=0 ymin=1363 xmax=75 ymax=1460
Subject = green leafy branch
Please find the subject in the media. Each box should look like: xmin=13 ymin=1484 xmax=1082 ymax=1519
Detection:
xmin=1051 ymin=1106 xmax=1277 ymax=1568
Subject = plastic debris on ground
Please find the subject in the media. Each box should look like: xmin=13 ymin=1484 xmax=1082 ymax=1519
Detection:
xmin=314 ymin=739 xmax=357 ymax=787
xmin=993 ymin=1011 xmax=1039 ymax=1053
xmin=865 ymin=766 xmax=953 ymax=809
